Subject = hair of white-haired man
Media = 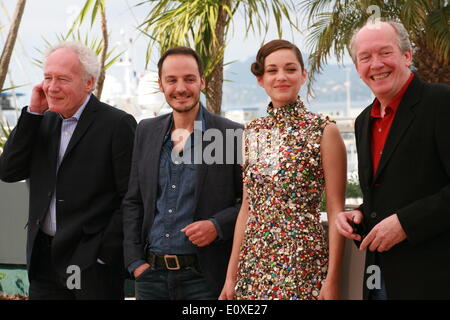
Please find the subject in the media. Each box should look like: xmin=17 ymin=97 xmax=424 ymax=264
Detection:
xmin=45 ymin=41 xmax=100 ymax=91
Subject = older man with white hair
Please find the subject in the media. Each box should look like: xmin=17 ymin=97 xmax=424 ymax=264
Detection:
xmin=335 ymin=20 xmax=450 ymax=300
xmin=0 ymin=41 xmax=137 ymax=299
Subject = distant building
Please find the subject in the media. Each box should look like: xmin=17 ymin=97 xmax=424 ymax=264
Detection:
xmin=330 ymin=115 xmax=359 ymax=181
xmin=0 ymin=92 xmax=25 ymax=127
xmin=221 ymin=105 xmax=266 ymax=124
xmin=101 ymin=72 xmax=169 ymax=122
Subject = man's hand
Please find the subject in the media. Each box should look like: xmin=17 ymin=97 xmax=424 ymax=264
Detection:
xmin=29 ymin=82 xmax=49 ymax=114
xmin=181 ymin=220 xmax=217 ymax=247
xmin=335 ymin=209 xmax=364 ymax=241
xmin=359 ymin=214 xmax=407 ymax=252
xmin=133 ymin=263 xmax=150 ymax=279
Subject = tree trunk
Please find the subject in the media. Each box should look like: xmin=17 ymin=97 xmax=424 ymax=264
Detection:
xmin=413 ymin=38 xmax=450 ymax=86
xmin=205 ymin=2 xmax=229 ymax=115
xmin=94 ymin=2 xmax=108 ymax=99
xmin=0 ymin=0 xmax=27 ymax=90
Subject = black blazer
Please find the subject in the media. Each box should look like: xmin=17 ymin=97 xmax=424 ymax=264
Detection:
xmin=123 ymin=106 xmax=243 ymax=296
xmin=0 ymin=95 xmax=137 ymax=279
xmin=355 ymin=76 xmax=450 ymax=299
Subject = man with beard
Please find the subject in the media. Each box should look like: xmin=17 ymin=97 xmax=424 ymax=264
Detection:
xmin=123 ymin=46 xmax=243 ymax=299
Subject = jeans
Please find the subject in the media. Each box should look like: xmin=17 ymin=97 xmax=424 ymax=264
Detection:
xmin=134 ymin=264 xmax=216 ymax=300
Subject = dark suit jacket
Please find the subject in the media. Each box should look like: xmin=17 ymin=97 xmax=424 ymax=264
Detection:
xmin=123 ymin=106 xmax=243 ymax=296
xmin=0 ymin=95 xmax=137 ymax=279
xmin=355 ymin=76 xmax=450 ymax=299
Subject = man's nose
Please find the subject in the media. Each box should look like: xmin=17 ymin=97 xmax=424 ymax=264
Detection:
xmin=46 ymin=79 xmax=60 ymax=91
xmin=175 ymin=81 xmax=187 ymax=92
xmin=370 ymin=55 xmax=384 ymax=69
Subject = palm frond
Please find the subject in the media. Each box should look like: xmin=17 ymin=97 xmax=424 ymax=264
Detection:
xmin=425 ymin=4 xmax=450 ymax=64
xmin=34 ymin=33 xmax=121 ymax=72
xmin=302 ymin=0 xmax=450 ymax=91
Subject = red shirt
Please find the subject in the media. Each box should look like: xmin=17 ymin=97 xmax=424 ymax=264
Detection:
xmin=370 ymin=73 xmax=414 ymax=176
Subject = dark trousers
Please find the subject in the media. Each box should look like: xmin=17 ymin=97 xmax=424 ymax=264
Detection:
xmin=28 ymin=230 xmax=124 ymax=300
xmin=135 ymin=263 xmax=216 ymax=300
xmin=368 ymin=274 xmax=388 ymax=300
xmin=368 ymin=254 xmax=388 ymax=300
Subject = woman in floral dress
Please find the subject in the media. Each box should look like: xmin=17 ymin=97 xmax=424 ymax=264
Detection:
xmin=219 ymin=40 xmax=347 ymax=300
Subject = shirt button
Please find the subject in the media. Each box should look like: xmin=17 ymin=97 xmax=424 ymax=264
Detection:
xmin=378 ymin=128 xmax=382 ymax=132
xmin=168 ymin=209 xmax=173 ymax=213
xmin=172 ymin=185 xmax=176 ymax=189
xmin=165 ymin=233 xmax=170 ymax=238
xmin=380 ymin=151 xmax=383 ymax=155
xmin=370 ymin=212 xmax=377 ymax=219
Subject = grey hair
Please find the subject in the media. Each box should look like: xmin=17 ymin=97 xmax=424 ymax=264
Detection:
xmin=45 ymin=41 xmax=100 ymax=90
xmin=349 ymin=20 xmax=412 ymax=64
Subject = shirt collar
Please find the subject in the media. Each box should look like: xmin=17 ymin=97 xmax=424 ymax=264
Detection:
xmin=59 ymin=94 xmax=91 ymax=121
xmin=194 ymin=104 xmax=206 ymax=132
xmin=370 ymin=73 xmax=414 ymax=119
xmin=164 ymin=103 xmax=206 ymax=139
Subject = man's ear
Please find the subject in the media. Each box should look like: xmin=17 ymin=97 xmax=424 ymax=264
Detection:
xmin=200 ymin=76 xmax=206 ymax=91
xmin=404 ymin=48 xmax=413 ymax=67
xmin=158 ymin=78 xmax=164 ymax=93
xmin=86 ymin=76 xmax=95 ymax=93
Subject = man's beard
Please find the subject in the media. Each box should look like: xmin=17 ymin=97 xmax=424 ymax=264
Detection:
xmin=169 ymin=97 xmax=200 ymax=113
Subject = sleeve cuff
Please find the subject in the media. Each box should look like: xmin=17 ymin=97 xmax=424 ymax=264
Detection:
xmin=209 ymin=217 xmax=224 ymax=240
xmin=128 ymin=260 xmax=146 ymax=275
xmin=26 ymin=106 xmax=45 ymax=116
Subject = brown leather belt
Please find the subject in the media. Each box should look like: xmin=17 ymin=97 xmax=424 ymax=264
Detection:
xmin=146 ymin=252 xmax=197 ymax=271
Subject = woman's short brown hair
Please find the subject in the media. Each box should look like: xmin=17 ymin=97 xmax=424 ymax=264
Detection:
xmin=251 ymin=39 xmax=305 ymax=77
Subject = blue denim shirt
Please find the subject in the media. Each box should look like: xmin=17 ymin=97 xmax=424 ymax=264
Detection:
xmin=128 ymin=107 xmax=222 ymax=274
xmin=148 ymin=115 xmax=203 ymax=255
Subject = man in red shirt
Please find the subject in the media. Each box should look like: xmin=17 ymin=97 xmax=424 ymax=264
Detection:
xmin=336 ymin=20 xmax=450 ymax=299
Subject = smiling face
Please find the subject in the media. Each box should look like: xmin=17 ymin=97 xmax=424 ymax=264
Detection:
xmin=43 ymin=48 xmax=94 ymax=118
xmin=257 ymin=48 xmax=307 ymax=108
xmin=354 ymin=22 xmax=412 ymax=105
xmin=158 ymin=54 xmax=205 ymax=114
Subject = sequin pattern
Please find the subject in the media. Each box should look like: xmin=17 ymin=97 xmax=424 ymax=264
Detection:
xmin=235 ymin=98 xmax=333 ymax=300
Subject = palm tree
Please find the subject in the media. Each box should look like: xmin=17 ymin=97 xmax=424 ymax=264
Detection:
xmin=301 ymin=0 xmax=450 ymax=94
xmin=138 ymin=0 xmax=299 ymax=114
xmin=0 ymin=0 xmax=27 ymax=91
xmin=69 ymin=0 xmax=109 ymax=98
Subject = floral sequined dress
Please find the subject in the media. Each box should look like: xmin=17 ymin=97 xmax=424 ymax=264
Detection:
xmin=235 ymin=98 xmax=333 ymax=300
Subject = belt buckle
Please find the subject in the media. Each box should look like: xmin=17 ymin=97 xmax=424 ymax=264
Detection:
xmin=164 ymin=255 xmax=181 ymax=270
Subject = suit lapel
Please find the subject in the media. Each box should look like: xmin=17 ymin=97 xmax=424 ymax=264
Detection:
xmin=193 ymin=107 xmax=209 ymax=208
xmin=373 ymin=76 xmax=422 ymax=183
xmin=145 ymin=114 xmax=171 ymax=211
xmin=358 ymin=108 xmax=373 ymax=189
xmin=61 ymin=95 xmax=98 ymax=164
xmin=48 ymin=113 xmax=63 ymax=175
